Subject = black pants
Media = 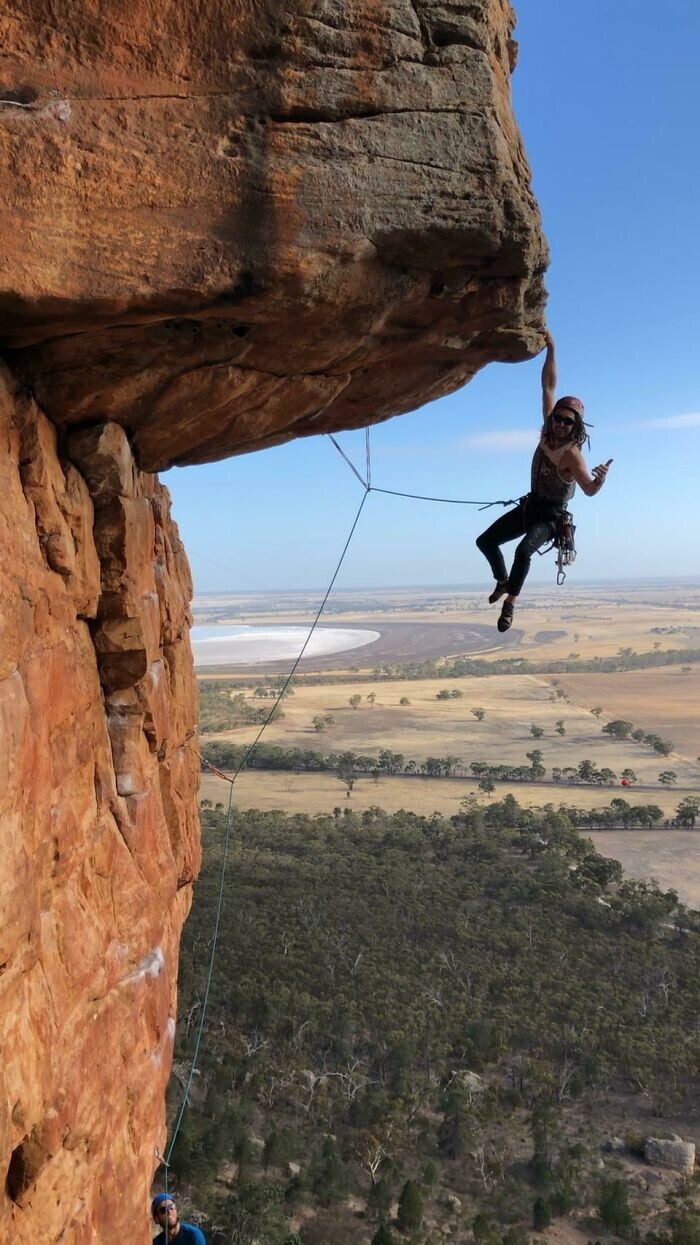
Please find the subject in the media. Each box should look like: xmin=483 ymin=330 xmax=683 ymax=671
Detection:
xmin=476 ymin=497 xmax=559 ymax=596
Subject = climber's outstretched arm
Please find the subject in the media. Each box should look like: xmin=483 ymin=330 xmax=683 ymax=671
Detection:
xmin=565 ymin=447 xmax=613 ymax=497
xmin=541 ymin=330 xmax=557 ymax=420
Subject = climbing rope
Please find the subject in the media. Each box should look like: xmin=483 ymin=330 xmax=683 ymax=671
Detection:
xmin=161 ymin=484 xmax=369 ymax=1174
xmin=326 ymin=433 xmax=367 ymax=488
xmin=165 ymin=777 xmax=235 ymax=1166
xmin=369 ymin=484 xmax=519 ymax=511
xmin=326 ymin=430 xmax=518 ymax=510
xmin=179 ymin=440 xmax=517 ymax=598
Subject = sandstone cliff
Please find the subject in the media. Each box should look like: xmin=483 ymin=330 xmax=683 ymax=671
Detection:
xmin=0 ymin=2 xmax=546 ymax=1240
xmin=0 ymin=370 xmax=199 ymax=1242
xmin=0 ymin=0 xmax=546 ymax=470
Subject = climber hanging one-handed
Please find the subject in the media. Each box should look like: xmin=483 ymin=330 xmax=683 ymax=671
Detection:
xmin=476 ymin=331 xmax=612 ymax=632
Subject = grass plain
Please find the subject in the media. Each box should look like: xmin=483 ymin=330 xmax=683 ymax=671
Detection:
xmin=196 ymin=581 xmax=700 ymax=902
xmin=553 ymin=667 xmax=699 ymax=757
xmin=203 ymin=669 xmax=700 ymax=785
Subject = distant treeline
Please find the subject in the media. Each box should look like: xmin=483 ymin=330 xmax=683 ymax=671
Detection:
xmin=201 ymin=741 xmax=645 ymax=785
xmin=426 ymin=645 xmax=700 ymax=681
xmin=200 ymin=741 xmax=554 ymax=780
xmin=199 ymin=743 xmax=699 ymax=823
xmin=212 ymin=645 xmax=700 ymax=689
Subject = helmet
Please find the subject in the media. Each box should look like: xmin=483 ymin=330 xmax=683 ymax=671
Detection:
xmin=553 ymin=395 xmax=585 ymax=419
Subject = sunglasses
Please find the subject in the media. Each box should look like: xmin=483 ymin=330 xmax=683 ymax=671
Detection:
xmin=155 ymin=1204 xmax=175 ymax=1216
xmin=552 ymin=412 xmax=575 ymax=427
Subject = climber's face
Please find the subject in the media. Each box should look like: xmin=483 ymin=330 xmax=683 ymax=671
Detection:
xmin=551 ymin=410 xmax=575 ymax=442
xmin=154 ymin=1200 xmax=178 ymax=1232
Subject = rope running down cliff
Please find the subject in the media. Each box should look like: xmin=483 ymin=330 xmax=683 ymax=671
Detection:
xmin=164 ymin=484 xmax=369 ymax=1167
xmin=162 ymin=428 xmax=518 ymax=1169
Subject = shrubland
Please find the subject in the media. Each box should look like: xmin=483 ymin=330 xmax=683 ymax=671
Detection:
xmin=167 ymin=798 xmax=700 ymax=1243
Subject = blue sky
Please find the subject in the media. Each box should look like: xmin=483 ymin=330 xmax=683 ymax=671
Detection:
xmin=165 ymin=1 xmax=699 ymax=593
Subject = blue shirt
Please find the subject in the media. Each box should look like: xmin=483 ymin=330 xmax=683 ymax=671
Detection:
xmin=154 ymin=1224 xmax=207 ymax=1245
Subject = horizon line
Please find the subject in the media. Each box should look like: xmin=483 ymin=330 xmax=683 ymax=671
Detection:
xmin=192 ymin=575 xmax=700 ymax=597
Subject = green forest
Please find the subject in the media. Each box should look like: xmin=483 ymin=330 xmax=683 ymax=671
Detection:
xmin=166 ymin=798 xmax=700 ymax=1244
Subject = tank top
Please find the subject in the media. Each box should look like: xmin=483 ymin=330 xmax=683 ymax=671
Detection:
xmin=530 ymin=437 xmax=575 ymax=508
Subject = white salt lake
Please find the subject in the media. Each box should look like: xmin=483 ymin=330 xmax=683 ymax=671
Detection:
xmin=192 ymin=624 xmax=380 ymax=668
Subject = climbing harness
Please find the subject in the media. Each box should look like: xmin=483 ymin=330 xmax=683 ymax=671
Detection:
xmin=158 ymin=425 xmax=576 ymax=1189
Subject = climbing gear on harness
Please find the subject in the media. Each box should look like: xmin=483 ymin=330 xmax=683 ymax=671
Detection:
xmin=535 ymin=508 xmax=577 ymax=585
xmin=554 ymin=509 xmax=577 ymax=585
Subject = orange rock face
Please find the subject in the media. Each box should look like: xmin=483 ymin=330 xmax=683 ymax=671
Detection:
xmin=0 ymin=367 xmax=199 ymax=1242
xmin=0 ymin=0 xmax=547 ymax=470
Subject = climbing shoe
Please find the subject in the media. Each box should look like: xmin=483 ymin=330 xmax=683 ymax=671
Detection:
xmin=497 ymin=601 xmax=514 ymax=633
xmin=488 ymin=580 xmax=509 ymax=604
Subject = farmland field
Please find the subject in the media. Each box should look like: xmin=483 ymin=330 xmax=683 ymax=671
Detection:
xmin=196 ymin=580 xmax=700 ymax=905
xmin=201 ymin=668 xmax=699 ymax=786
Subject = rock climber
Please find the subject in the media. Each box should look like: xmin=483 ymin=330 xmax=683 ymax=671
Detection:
xmin=476 ymin=331 xmax=612 ymax=631
xmin=151 ymin=1193 xmax=208 ymax=1244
